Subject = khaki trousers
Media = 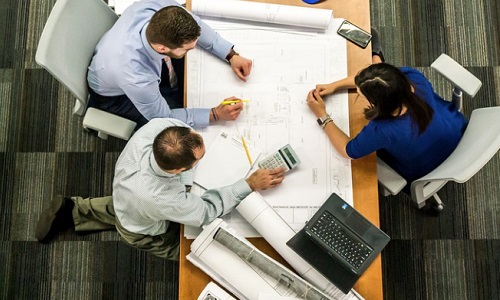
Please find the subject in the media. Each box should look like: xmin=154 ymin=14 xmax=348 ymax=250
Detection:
xmin=70 ymin=196 xmax=180 ymax=261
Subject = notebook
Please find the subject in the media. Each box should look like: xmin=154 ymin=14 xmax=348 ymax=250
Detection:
xmin=286 ymin=193 xmax=390 ymax=294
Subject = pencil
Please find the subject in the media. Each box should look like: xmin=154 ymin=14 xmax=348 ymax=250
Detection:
xmin=241 ymin=136 xmax=253 ymax=165
xmin=221 ymin=99 xmax=250 ymax=105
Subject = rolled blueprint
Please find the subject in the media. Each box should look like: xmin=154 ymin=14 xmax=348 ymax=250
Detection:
xmin=214 ymin=227 xmax=330 ymax=300
xmin=236 ymin=192 xmax=363 ymax=300
xmin=192 ymin=0 xmax=333 ymax=30
xmin=191 ymin=219 xmax=329 ymax=299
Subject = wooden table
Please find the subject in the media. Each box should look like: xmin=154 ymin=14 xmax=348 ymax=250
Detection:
xmin=180 ymin=0 xmax=381 ymax=299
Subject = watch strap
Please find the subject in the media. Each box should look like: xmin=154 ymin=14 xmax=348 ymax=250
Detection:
xmin=226 ymin=48 xmax=239 ymax=62
xmin=316 ymin=114 xmax=330 ymax=126
xmin=322 ymin=118 xmax=333 ymax=129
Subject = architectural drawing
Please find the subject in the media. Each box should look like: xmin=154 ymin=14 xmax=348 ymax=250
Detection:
xmin=187 ymin=18 xmax=353 ymax=234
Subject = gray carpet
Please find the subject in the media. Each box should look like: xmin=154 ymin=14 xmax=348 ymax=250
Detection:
xmin=0 ymin=0 xmax=499 ymax=299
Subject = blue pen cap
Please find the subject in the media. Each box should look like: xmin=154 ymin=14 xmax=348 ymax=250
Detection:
xmin=302 ymin=0 xmax=321 ymax=4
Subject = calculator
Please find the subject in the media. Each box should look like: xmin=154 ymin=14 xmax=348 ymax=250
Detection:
xmin=258 ymin=144 xmax=301 ymax=172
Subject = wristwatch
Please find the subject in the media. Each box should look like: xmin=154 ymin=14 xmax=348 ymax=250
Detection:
xmin=316 ymin=114 xmax=331 ymax=126
xmin=226 ymin=47 xmax=239 ymax=63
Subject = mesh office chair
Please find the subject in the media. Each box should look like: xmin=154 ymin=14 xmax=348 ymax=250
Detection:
xmin=35 ymin=0 xmax=136 ymax=140
xmin=377 ymin=54 xmax=500 ymax=212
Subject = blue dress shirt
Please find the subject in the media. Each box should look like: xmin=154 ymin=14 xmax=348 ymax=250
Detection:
xmin=87 ymin=0 xmax=233 ymax=128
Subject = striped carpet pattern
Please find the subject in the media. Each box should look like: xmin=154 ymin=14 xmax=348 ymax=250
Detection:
xmin=0 ymin=0 xmax=499 ymax=299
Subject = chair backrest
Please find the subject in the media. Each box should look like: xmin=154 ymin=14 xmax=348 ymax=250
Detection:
xmin=35 ymin=0 xmax=118 ymax=111
xmin=411 ymin=106 xmax=500 ymax=201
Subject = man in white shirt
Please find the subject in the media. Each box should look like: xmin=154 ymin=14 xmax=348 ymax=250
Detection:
xmin=36 ymin=118 xmax=284 ymax=260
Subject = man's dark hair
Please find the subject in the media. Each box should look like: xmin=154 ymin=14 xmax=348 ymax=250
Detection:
xmin=153 ymin=126 xmax=204 ymax=171
xmin=355 ymin=63 xmax=434 ymax=135
xmin=146 ymin=6 xmax=201 ymax=49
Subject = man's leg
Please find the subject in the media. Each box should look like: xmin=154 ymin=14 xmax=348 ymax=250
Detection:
xmin=115 ymin=220 xmax=180 ymax=261
xmin=71 ymin=196 xmax=116 ymax=232
xmin=36 ymin=195 xmax=116 ymax=242
xmin=88 ymin=87 xmax=148 ymax=130
xmin=36 ymin=195 xmax=180 ymax=260
xmin=72 ymin=196 xmax=180 ymax=261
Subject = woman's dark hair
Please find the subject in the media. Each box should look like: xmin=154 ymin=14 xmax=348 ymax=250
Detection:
xmin=354 ymin=63 xmax=434 ymax=134
xmin=153 ymin=126 xmax=204 ymax=170
xmin=146 ymin=6 xmax=201 ymax=49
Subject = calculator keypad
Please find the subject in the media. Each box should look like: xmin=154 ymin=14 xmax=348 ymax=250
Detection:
xmin=259 ymin=153 xmax=290 ymax=171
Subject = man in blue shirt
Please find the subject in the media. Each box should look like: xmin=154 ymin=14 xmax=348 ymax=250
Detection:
xmin=87 ymin=0 xmax=252 ymax=129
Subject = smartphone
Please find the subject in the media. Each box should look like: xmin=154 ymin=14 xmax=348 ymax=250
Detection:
xmin=337 ymin=20 xmax=372 ymax=49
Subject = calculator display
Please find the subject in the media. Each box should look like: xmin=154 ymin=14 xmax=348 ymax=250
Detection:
xmin=283 ymin=147 xmax=297 ymax=164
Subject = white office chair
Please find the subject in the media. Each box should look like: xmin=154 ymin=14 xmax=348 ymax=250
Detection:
xmin=35 ymin=0 xmax=136 ymax=140
xmin=377 ymin=54 xmax=499 ymax=212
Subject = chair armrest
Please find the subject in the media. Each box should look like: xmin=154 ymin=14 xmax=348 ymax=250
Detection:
xmin=83 ymin=107 xmax=136 ymax=140
xmin=376 ymin=156 xmax=407 ymax=195
xmin=431 ymin=54 xmax=482 ymax=97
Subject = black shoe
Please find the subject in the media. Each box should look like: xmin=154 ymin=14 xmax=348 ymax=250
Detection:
xmin=35 ymin=195 xmax=74 ymax=243
xmin=371 ymin=27 xmax=385 ymax=62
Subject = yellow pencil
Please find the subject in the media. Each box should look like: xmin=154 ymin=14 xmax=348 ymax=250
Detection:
xmin=221 ymin=99 xmax=250 ymax=105
xmin=241 ymin=136 xmax=253 ymax=165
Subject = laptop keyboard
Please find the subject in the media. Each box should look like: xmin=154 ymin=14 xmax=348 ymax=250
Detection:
xmin=310 ymin=210 xmax=373 ymax=270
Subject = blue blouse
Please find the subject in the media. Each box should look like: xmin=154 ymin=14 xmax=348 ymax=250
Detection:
xmin=346 ymin=67 xmax=467 ymax=187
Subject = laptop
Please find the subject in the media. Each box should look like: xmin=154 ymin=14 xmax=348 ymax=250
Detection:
xmin=286 ymin=193 xmax=390 ymax=294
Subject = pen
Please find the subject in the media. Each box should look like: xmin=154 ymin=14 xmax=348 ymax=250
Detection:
xmin=220 ymin=99 xmax=250 ymax=105
xmin=241 ymin=136 xmax=253 ymax=165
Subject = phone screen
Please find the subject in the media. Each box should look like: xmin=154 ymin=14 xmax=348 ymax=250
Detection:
xmin=337 ymin=20 xmax=372 ymax=49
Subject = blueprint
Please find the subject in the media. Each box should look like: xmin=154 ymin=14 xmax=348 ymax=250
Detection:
xmin=187 ymin=17 xmax=353 ymax=235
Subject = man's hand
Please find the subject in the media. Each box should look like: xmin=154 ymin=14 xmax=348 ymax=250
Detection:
xmin=230 ymin=55 xmax=252 ymax=82
xmin=246 ymin=167 xmax=285 ymax=191
xmin=211 ymin=96 xmax=244 ymax=122
xmin=306 ymin=90 xmax=328 ymax=118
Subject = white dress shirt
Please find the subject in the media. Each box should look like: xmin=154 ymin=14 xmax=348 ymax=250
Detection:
xmin=88 ymin=0 xmax=234 ymax=128
xmin=113 ymin=118 xmax=253 ymax=235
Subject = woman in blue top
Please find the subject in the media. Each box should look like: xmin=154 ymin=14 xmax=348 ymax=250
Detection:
xmin=306 ymin=63 xmax=467 ymax=193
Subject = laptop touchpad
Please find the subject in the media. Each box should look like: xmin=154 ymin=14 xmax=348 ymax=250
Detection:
xmin=345 ymin=213 xmax=370 ymax=236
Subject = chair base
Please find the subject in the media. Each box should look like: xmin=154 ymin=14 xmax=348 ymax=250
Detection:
xmin=419 ymin=194 xmax=445 ymax=213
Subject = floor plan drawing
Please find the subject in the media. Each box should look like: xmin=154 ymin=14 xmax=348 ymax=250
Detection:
xmin=187 ymin=17 xmax=353 ymax=235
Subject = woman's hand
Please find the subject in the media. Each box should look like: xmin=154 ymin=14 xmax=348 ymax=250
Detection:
xmin=306 ymin=90 xmax=328 ymax=118
xmin=316 ymin=76 xmax=357 ymax=96
xmin=315 ymin=83 xmax=336 ymax=96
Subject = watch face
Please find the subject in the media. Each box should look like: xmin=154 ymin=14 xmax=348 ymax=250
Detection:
xmin=317 ymin=118 xmax=323 ymax=125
